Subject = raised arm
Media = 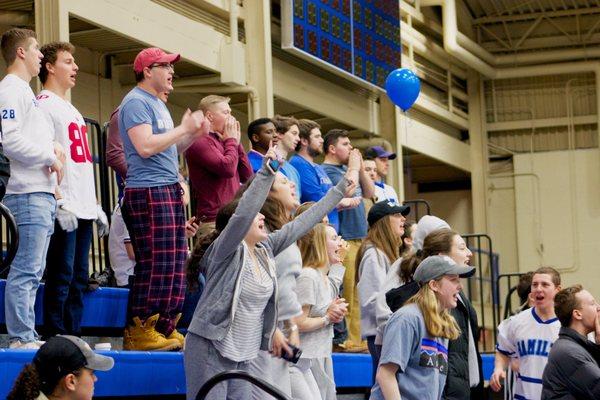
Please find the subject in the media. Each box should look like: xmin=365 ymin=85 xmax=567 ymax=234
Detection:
xmin=210 ymin=159 xmax=276 ymax=261
xmin=328 ymin=263 xmax=345 ymax=297
xmin=266 ymin=176 xmax=349 ymax=255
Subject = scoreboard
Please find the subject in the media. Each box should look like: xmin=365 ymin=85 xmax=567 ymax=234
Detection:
xmin=281 ymin=0 xmax=401 ymax=90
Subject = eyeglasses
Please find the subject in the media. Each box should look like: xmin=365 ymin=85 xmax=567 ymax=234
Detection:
xmin=149 ymin=63 xmax=175 ymax=72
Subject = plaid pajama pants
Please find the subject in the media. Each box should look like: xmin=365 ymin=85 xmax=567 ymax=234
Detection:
xmin=121 ymin=183 xmax=187 ymax=336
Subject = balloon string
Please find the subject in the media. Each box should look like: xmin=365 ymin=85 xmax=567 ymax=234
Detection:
xmin=403 ymin=109 xmax=410 ymax=145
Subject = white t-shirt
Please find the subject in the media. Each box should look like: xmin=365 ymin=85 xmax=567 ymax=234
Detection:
xmin=295 ymin=264 xmax=344 ymax=359
xmin=374 ymin=181 xmax=399 ymax=205
xmin=108 ymin=204 xmax=135 ymax=287
xmin=37 ymin=90 xmax=97 ymax=219
xmin=496 ymin=307 xmax=560 ymax=400
xmin=0 ymin=74 xmax=56 ymax=194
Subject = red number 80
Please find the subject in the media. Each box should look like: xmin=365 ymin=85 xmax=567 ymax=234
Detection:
xmin=68 ymin=122 xmax=92 ymax=163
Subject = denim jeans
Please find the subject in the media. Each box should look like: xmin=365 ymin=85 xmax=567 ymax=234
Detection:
xmin=44 ymin=219 xmax=93 ymax=336
xmin=3 ymin=192 xmax=56 ymax=344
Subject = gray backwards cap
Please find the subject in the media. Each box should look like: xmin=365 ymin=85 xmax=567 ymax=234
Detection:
xmin=413 ymin=255 xmax=475 ymax=284
xmin=413 ymin=215 xmax=451 ymax=251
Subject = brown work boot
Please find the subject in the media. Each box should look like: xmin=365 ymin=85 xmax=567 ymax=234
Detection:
xmin=123 ymin=314 xmax=182 ymax=351
xmin=166 ymin=313 xmax=185 ymax=348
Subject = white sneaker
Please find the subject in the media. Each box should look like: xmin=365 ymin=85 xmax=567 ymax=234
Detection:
xmin=9 ymin=340 xmax=43 ymax=350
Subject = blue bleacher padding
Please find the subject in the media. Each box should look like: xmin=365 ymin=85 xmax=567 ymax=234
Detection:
xmin=332 ymin=353 xmax=372 ymax=387
xmin=0 ymin=349 xmax=186 ymax=398
xmin=0 ymin=349 xmax=496 ymax=398
xmin=0 ymin=276 xmax=497 ymax=397
xmin=0 ymin=279 xmax=128 ymax=328
xmin=481 ymin=352 xmax=494 ymax=382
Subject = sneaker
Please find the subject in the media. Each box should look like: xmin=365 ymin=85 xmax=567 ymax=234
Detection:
xmin=123 ymin=314 xmax=182 ymax=351
xmin=9 ymin=340 xmax=44 ymax=350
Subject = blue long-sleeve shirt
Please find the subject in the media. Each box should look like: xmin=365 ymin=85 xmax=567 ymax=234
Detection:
xmin=289 ymin=154 xmax=339 ymax=231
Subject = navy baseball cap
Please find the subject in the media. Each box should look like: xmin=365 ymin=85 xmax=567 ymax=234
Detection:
xmin=368 ymin=201 xmax=410 ymax=227
xmin=365 ymin=146 xmax=397 ymax=160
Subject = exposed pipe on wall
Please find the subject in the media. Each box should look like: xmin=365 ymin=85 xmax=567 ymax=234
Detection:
xmin=229 ymin=0 xmax=238 ymax=44
xmin=412 ymin=0 xmax=600 ymax=155
xmin=408 ymin=0 xmax=600 ymax=67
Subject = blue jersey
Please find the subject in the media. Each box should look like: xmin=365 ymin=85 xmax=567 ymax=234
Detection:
xmin=289 ymin=154 xmax=338 ymax=231
xmin=247 ymin=150 xmax=301 ymax=199
xmin=322 ymin=163 xmax=368 ymax=240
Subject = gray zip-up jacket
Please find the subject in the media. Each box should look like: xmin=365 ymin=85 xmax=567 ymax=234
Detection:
xmin=188 ymin=164 xmax=347 ymax=351
xmin=357 ymin=245 xmax=393 ymax=338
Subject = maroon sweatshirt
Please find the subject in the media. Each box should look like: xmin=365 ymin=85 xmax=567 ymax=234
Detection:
xmin=185 ymin=132 xmax=253 ymax=222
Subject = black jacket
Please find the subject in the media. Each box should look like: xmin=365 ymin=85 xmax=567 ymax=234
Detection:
xmin=541 ymin=327 xmax=600 ymax=399
xmin=444 ymin=291 xmax=484 ymax=400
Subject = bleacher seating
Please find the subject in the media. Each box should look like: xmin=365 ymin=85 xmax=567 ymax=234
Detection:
xmin=0 ymin=278 xmax=495 ymax=397
xmin=0 ymin=279 xmax=128 ymax=330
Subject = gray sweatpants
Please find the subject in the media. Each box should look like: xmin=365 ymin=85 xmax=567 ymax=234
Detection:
xmin=248 ymin=349 xmax=292 ymax=399
xmin=184 ymin=333 xmax=253 ymax=400
xmin=290 ymin=357 xmax=336 ymax=400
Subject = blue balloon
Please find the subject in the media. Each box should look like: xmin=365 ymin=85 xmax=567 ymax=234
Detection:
xmin=385 ymin=68 xmax=421 ymax=111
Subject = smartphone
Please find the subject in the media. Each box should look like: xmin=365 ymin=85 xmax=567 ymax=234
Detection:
xmin=280 ymin=344 xmax=302 ymax=364
xmin=267 ymin=158 xmax=281 ymax=173
xmin=267 ymin=144 xmax=282 ymax=173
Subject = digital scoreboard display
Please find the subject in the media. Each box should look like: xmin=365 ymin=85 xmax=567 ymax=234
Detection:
xmin=281 ymin=0 xmax=401 ymax=90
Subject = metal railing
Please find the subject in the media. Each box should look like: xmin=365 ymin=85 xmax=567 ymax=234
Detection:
xmin=0 ymin=203 xmax=19 ymax=279
xmin=402 ymin=199 xmax=431 ymax=222
xmin=496 ymin=272 xmax=527 ymax=320
xmin=462 ymin=233 xmax=499 ymax=350
xmin=195 ymin=370 xmax=291 ymax=400
xmin=85 ymin=118 xmax=111 ymax=274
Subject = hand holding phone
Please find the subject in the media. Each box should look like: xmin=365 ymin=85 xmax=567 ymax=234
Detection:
xmin=280 ymin=344 xmax=302 ymax=364
xmin=265 ymin=142 xmax=283 ymax=173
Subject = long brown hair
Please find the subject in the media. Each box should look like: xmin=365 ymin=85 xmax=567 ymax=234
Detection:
xmin=400 ymin=221 xmax=416 ymax=256
xmin=399 ymin=228 xmax=458 ymax=283
xmin=298 ymin=223 xmax=329 ymax=269
xmin=185 ymin=199 xmax=239 ymax=291
xmin=236 ymin=175 xmax=290 ymax=232
xmin=356 ymin=214 xmax=402 ymax=280
xmin=185 ymin=174 xmax=292 ymax=290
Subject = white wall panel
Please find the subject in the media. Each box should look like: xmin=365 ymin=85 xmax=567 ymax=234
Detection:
xmin=513 ymin=149 xmax=600 ymax=290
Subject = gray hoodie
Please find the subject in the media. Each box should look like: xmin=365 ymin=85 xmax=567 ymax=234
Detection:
xmin=188 ymin=164 xmax=347 ymax=351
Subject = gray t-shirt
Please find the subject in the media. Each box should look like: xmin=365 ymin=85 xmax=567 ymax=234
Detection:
xmin=370 ymin=303 xmax=449 ymax=400
xmin=295 ymin=267 xmax=335 ymax=359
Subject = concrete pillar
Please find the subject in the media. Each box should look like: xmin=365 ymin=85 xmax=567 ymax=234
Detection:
xmin=34 ymin=0 xmax=69 ymax=92
xmin=243 ymin=0 xmax=274 ymax=119
xmin=467 ymin=70 xmax=489 ymax=233
xmin=35 ymin=0 xmax=69 ymax=43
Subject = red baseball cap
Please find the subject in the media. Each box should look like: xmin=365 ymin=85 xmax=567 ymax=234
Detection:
xmin=133 ymin=47 xmax=180 ymax=73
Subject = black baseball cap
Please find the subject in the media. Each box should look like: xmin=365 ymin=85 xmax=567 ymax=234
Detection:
xmin=33 ymin=335 xmax=114 ymax=391
xmin=367 ymin=201 xmax=410 ymax=227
